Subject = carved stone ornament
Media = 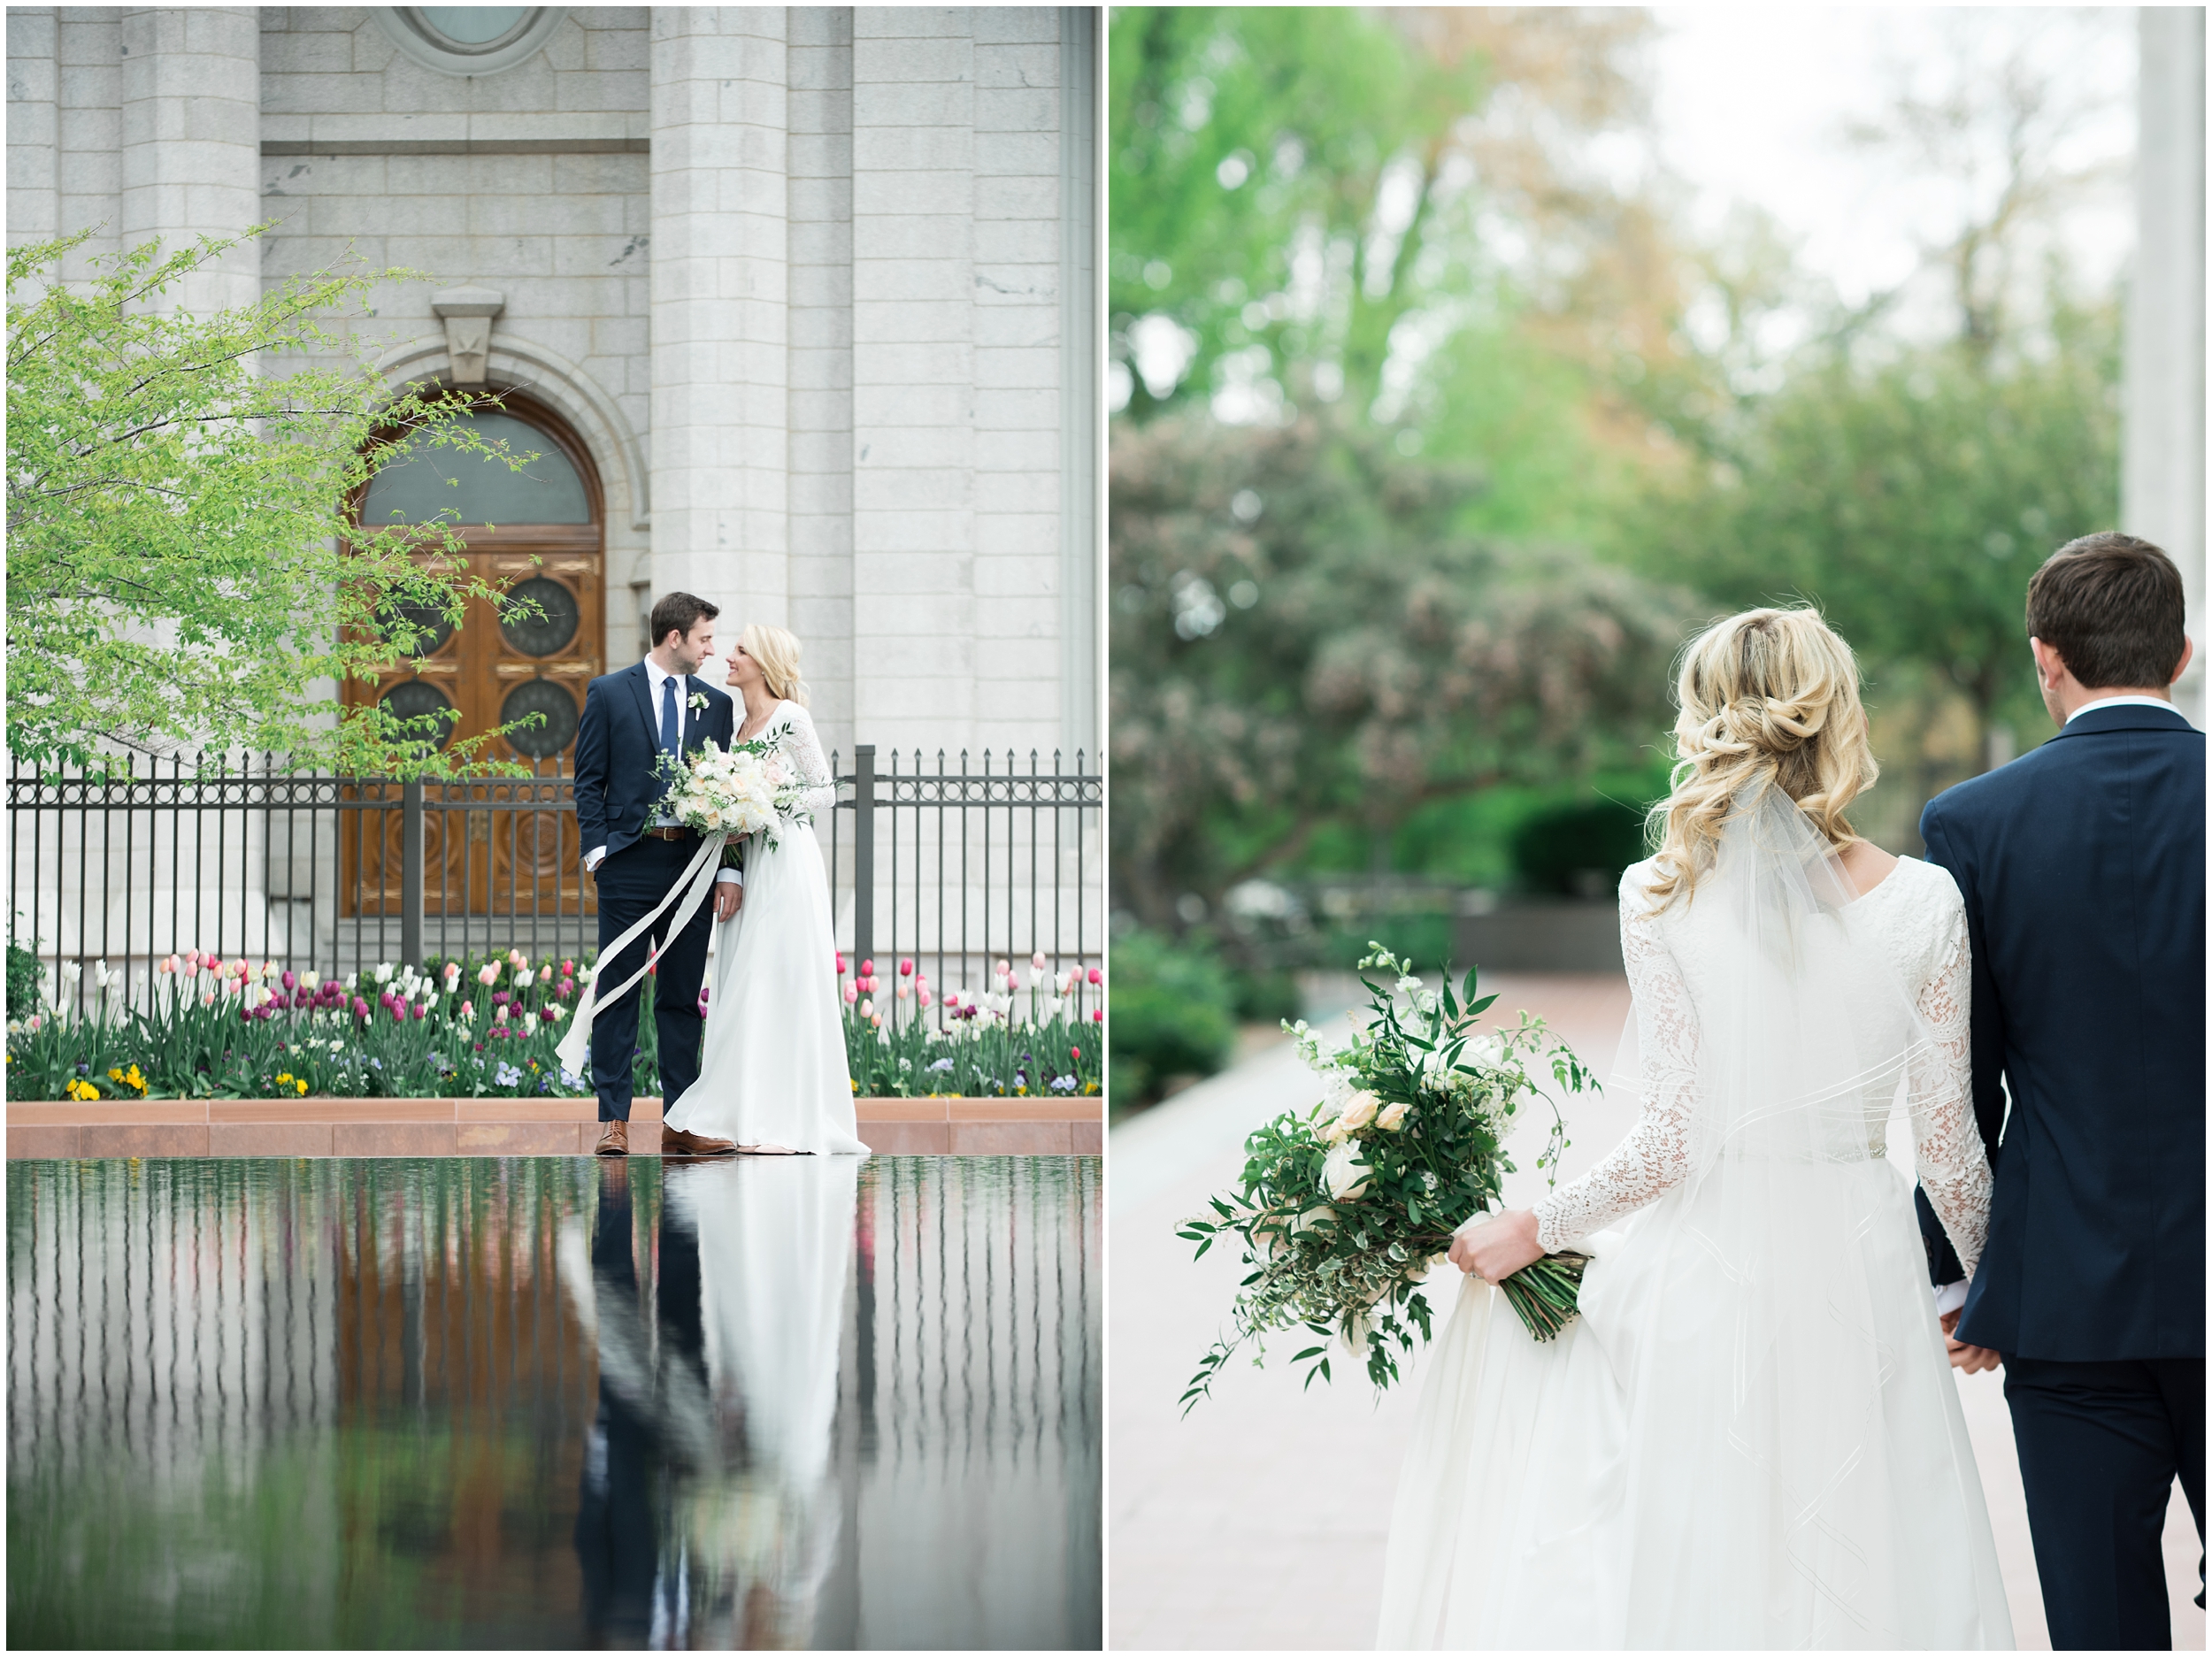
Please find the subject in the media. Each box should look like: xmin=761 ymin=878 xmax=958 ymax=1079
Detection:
xmin=430 ymin=287 xmax=506 ymax=387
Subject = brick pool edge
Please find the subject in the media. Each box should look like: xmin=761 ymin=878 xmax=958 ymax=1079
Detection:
xmin=4 ymin=1096 xmax=1102 ymax=1158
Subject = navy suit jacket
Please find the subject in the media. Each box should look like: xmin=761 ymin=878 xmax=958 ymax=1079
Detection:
xmin=1916 ymin=702 xmax=2204 ymax=1361
xmin=572 ymin=663 xmax=735 ymax=868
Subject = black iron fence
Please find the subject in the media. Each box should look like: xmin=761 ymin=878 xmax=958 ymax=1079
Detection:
xmin=7 ymin=746 xmax=1102 ymax=1019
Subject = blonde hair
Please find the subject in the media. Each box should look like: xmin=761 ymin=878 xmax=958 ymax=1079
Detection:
xmin=741 ymin=622 xmax=809 ymax=707
xmin=1645 ymin=607 xmax=1878 ymax=904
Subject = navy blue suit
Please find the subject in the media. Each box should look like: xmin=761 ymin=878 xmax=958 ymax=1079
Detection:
xmin=572 ymin=664 xmax=735 ymax=1123
xmin=1918 ymin=700 xmax=2204 ymax=1647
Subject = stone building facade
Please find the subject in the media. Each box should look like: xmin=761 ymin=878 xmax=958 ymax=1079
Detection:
xmin=6 ymin=5 xmax=1102 ymax=767
xmin=5 ymin=5 xmax=1102 ymax=983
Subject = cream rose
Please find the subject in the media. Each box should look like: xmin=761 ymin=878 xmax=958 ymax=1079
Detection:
xmin=1322 ymin=1140 xmax=1371 ymax=1201
xmin=1338 ymin=1090 xmax=1379 ymax=1133
xmin=1376 ymin=1098 xmax=1409 ymax=1132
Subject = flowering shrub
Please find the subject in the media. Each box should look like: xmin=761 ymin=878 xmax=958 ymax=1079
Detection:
xmin=6 ymin=945 xmax=1106 ymax=1101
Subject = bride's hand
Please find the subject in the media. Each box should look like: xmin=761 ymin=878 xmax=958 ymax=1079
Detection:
xmin=1448 ymin=1208 xmax=1544 ymax=1285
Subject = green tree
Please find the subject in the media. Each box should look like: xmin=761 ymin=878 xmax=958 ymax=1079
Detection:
xmin=1629 ymin=307 xmax=2120 ymax=776
xmin=1110 ymin=414 xmax=1687 ymax=928
xmin=7 ymin=229 xmax=532 ymax=776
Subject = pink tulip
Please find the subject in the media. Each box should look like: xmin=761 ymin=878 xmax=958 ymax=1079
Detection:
xmin=561 ymin=958 xmax=575 ymax=974
xmin=1087 ymin=966 xmax=1102 ymax=985
xmin=859 ymin=998 xmax=873 ymax=1017
xmin=202 ymin=992 xmax=216 ymax=1009
xmin=478 ymin=963 xmax=499 ymax=986
xmin=158 ymin=956 xmax=176 ymax=975
xmin=995 ymin=958 xmax=1010 ymax=978
xmin=1092 ymin=1008 xmax=1103 ymax=1022
xmin=1071 ymin=1046 xmax=1082 ymax=1061
xmin=460 ymin=1000 xmax=474 ymax=1019
xmin=1031 ymin=951 xmax=1047 ymax=971
xmin=860 ymin=958 xmax=875 ymax=978
xmin=919 ymin=989 xmax=933 ymax=1009
xmin=836 ymin=953 xmax=848 ymax=975
xmin=899 ymin=958 xmax=913 ymax=977
xmin=895 ymin=982 xmax=910 ymax=1001
xmin=508 ymin=948 xmax=526 ymax=970
xmin=870 ymin=1012 xmax=883 ymax=1029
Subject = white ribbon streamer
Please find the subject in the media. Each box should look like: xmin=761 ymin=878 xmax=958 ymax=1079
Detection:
xmin=556 ymin=829 xmax=729 ymax=1079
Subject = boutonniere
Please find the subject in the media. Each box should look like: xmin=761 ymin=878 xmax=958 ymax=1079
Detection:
xmin=687 ymin=691 xmax=710 ymax=716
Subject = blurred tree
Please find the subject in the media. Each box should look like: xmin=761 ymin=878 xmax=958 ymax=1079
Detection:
xmin=1110 ymin=415 xmax=1687 ymax=929
xmin=1620 ymin=23 xmax=2127 ymax=785
xmin=1109 ymin=7 xmax=1690 ymax=551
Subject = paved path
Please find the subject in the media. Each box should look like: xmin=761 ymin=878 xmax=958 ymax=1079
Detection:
xmin=1108 ymin=974 xmax=2202 ymax=1650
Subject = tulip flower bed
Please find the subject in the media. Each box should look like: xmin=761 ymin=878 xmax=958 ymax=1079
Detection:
xmin=836 ymin=950 xmax=1103 ymax=1098
xmin=6 ymin=947 xmax=1102 ymax=1103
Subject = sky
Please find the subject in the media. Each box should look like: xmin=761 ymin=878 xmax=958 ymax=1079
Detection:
xmin=1647 ymin=6 xmax=2138 ymax=321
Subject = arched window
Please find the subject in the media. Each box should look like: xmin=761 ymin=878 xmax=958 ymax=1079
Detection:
xmin=374 ymin=7 xmax=567 ymax=76
xmin=345 ymin=394 xmax=605 ymax=921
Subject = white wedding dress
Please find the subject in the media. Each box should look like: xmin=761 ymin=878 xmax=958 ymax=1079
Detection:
xmin=1378 ymin=799 xmax=2013 ymax=1649
xmin=663 ymin=701 xmax=869 ymax=1155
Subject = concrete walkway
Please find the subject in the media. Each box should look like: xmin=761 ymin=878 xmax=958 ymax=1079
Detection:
xmin=1108 ymin=975 xmax=2202 ymax=1650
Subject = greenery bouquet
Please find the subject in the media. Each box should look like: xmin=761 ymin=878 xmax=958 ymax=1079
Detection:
xmin=1179 ymin=945 xmax=1599 ymax=1408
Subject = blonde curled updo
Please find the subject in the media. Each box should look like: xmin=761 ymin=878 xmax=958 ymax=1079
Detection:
xmin=740 ymin=623 xmax=810 ymax=708
xmin=1645 ymin=607 xmax=1878 ymax=904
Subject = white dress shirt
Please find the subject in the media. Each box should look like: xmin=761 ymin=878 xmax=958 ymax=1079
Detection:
xmin=2064 ymin=693 xmax=2178 ymax=724
xmin=584 ymin=657 xmax=741 ymax=883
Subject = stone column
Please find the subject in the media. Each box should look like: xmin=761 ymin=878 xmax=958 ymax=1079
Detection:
xmin=1057 ymin=6 xmax=1098 ymax=762
xmin=7 ymin=7 xmax=60 ymax=249
xmin=2125 ymin=7 xmax=2206 ymax=729
xmin=853 ymin=5 xmax=976 ymax=756
xmin=648 ymin=5 xmax=790 ymax=633
xmin=787 ymin=7 xmax=856 ymax=751
xmin=119 ymin=8 xmax=259 ymax=314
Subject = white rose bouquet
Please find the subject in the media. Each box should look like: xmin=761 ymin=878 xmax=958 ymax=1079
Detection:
xmin=1179 ymin=945 xmax=1599 ymax=1409
xmin=657 ymin=730 xmax=810 ymax=856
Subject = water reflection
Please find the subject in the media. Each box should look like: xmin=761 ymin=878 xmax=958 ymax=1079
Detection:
xmin=6 ymin=1155 xmax=1101 ymax=1649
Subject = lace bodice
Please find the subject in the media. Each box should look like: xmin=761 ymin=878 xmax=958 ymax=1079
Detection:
xmin=751 ymin=702 xmax=835 ymax=823
xmin=1529 ymin=856 xmax=1993 ymax=1275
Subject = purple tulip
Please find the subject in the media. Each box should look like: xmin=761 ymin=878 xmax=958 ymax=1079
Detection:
xmin=352 ymin=997 xmax=371 ymax=1020
xmin=280 ymin=970 xmax=296 ymax=992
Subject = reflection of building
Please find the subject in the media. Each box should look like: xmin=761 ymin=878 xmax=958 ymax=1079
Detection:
xmin=4 ymin=5 xmax=1102 ymax=765
xmin=8 ymin=1155 xmax=1102 ymax=1647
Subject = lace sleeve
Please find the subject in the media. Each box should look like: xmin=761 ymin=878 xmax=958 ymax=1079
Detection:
xmin=1528 ymin=885 xmax=1701 ymax=1251
xmin=778 ymin=704 xmax=836 ymax=820
xmin=1908 ymin=903 xmax=1992 ymax=1277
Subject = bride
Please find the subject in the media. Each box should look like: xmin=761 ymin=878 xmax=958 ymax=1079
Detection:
xmin=662 ymin=624 xmax=868 ymax=1157
xmin=1377 ymin=608 xmax=2013 ymax=1649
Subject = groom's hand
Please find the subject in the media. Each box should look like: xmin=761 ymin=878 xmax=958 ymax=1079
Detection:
xmin=1940 ymin=1308 xmax=2002 ymax=1373
xmin=713 ymin=883 xmax=741 ymax=922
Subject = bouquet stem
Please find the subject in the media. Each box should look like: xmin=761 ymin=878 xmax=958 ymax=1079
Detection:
xmin=1497 ymin=1251 xmax=1588 ymax=1343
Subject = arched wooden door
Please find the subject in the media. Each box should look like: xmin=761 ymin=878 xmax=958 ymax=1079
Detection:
xmin=342 ymin=394 xmax=604 ymax=920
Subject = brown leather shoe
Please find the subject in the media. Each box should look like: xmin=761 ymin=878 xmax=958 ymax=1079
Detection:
xmin=661 ymin=1125 xmax=737 ymax=1157
xmin=595 ymin=1120 xmax=628 ymax=1157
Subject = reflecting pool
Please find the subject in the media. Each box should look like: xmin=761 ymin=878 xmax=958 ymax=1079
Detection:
xmin=7 ymin=1155 xmax=1101 ymax=1649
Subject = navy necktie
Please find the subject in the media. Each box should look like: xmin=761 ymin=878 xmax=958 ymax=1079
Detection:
xmin=659 ymin=675 xmax=680 ymax=774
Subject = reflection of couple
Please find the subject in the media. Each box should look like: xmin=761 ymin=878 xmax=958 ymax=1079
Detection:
xmin=570 ymin=592 xmax=866 ymax=1159
xmin=570 ymin=1156 xmax=860 ymax=1648
xmin=1379 ymin=535 xmax=2201 ymax=1648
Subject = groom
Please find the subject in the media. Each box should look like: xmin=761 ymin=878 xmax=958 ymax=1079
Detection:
xmin=1917 ymin=532 xmax=2203 ymax=1648
xmin=572 ymin=590 xmax=742 ymax=1158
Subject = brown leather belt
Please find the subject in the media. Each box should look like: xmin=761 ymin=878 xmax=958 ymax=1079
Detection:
xmin=643 ymin=825 xmax=696 ymax=841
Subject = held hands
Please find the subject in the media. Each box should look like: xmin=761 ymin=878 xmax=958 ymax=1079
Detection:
xmin=1448 ymin=1208 xmax=1545 ymax=1285
xmin=1939 ymin=1308 xmax=2001 ymax=1375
